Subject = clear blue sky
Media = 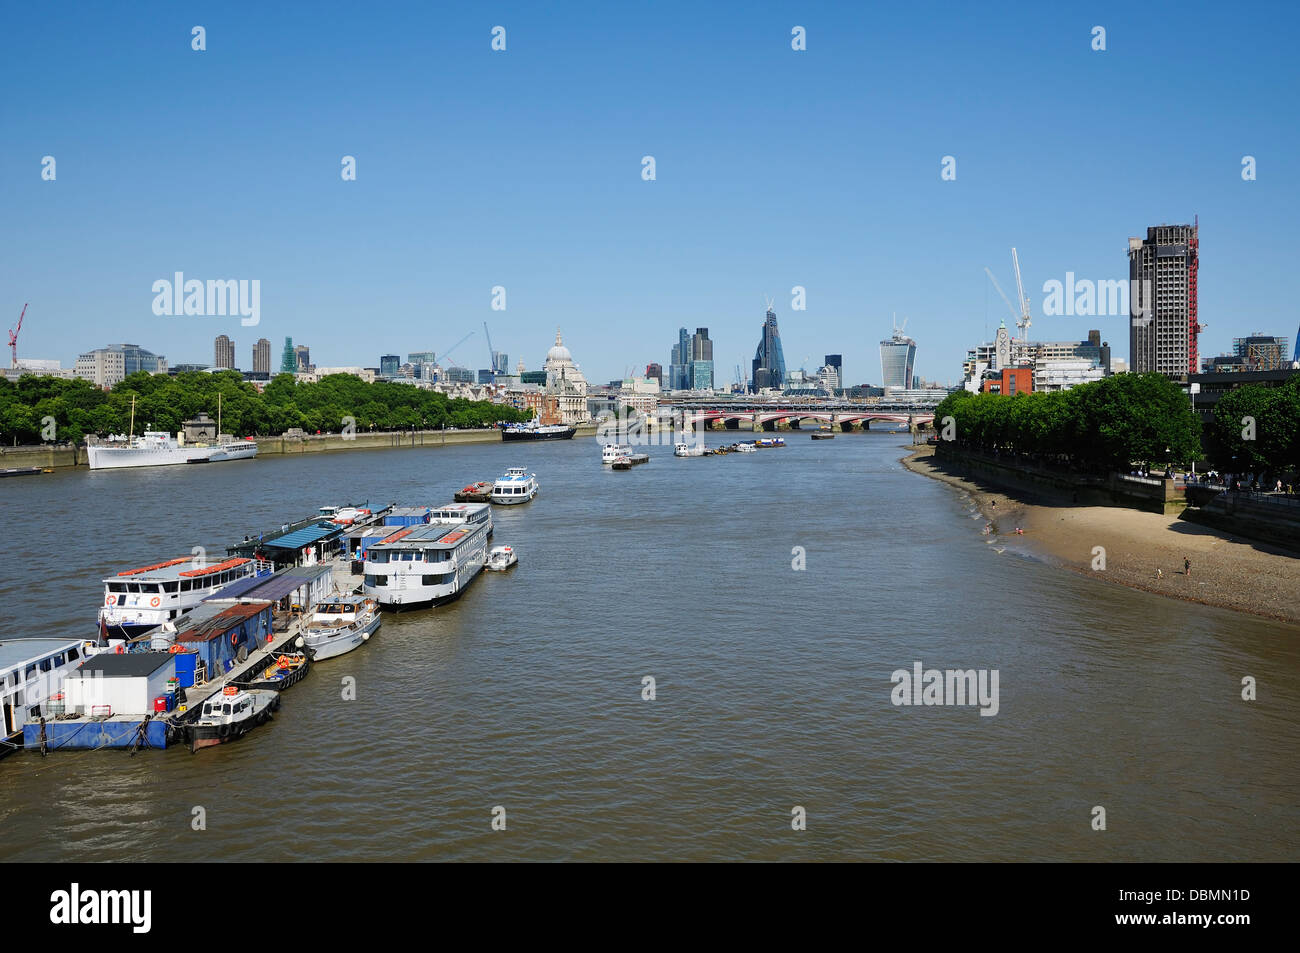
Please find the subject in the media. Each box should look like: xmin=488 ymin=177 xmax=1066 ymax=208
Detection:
xmin=3 ymin=1 xmax=1297 ymax=386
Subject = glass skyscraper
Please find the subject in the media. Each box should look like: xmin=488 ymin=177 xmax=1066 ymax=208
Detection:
xmin=879 ymin=327 xmax=917 ymax=390
xmin=751 ymin=307 xmax=787 ymax=390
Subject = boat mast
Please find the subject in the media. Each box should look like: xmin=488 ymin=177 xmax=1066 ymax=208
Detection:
xmin=218 ymin=392 xmax=222 ymax=437
xmin=128 ymin=394 xmax=136 ymax=440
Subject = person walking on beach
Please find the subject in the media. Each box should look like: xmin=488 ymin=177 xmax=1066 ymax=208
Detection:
xmin=1155 ymin=568 xmax=1163 ymax=580
xmin=1184 ymin=556 xmax=1191 ymax=577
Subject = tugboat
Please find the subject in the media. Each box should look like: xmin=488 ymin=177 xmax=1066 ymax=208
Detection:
xmin=300 ymin=599 xmax=381 ymax=661
xmin=485 ymin=545 xmax=518 ymax=571
xmin=187 ymin=685 xmax=280 ymax=752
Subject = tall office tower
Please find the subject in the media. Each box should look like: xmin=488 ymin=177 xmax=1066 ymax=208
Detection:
xmin=823 ymin=354 xmax=842 ymax=391
xmin=669 ymin=327 xmax=691 ymax=391
xmin=492 ymin=351 xmax=509 ymax=376
xmin=689 ymin=327 xmax=714 ymax=391
xmin=294 ymin=345 xmax=311 ymax=372
xmin=879 ymin=322 xmax=916 ymax=390
xmin=751 ymin=306 xmax=787 ymax=390
xmin=280 ymin=337 xmax=296 ymax=374
xmin=1128 ymin=221 xmax=1199 ymax=378
xmin=253 ymin=337 xmax=271 ymax=374
xmin=379 ymin=354 xmax=401 ymax=377
xmin=645 ymin=362 xmax=663 ymax=387
xmin=408 ymin=350 xmax=437 ymax=365
xmin=213 ymin=335 xmax=235 ymax=370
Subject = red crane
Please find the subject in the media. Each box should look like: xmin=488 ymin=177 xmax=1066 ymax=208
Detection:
xmin=8 ymin=303 xmax=26 ymax=369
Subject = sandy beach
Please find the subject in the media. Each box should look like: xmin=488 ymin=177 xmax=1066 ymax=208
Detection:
xmin=903 ymin=445 xmax=1300 ymax=626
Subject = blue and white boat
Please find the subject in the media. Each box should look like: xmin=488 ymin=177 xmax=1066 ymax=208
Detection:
xmin=490 ymin=467 xmax=538 ymax=505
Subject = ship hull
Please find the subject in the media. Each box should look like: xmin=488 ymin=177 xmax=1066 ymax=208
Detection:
xmin=87 ymin=443 xmax=258 ymax=471
xmin=501 ymin=427 xmax=575 ymax=441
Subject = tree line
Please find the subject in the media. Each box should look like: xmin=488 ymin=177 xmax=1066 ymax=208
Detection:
xmin=932 ymin=371 xmax=1294 ymax=478
xmin=0 ymin=371 xmax=531 ymax=445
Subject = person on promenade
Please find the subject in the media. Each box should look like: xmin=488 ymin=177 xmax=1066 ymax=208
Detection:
xmin=1156 ymin=568 xmax=1163 ymax=580
xmin=1184 ymin=557 xmax=1191 ymax=577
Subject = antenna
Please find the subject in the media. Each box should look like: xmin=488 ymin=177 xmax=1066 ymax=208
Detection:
xmin=764 ymin=294 xmax=774 ymax=313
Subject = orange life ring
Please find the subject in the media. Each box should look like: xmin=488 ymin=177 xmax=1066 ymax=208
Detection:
xmin=106 ymin=595 xmax=116 ymax=606
xmin=231 ymin=631 xmax=239 ymax=647
xmin=150 ymin=596 xmax=161 ymax=608
xmin=114 ymin=645 xmax=124 ymax=654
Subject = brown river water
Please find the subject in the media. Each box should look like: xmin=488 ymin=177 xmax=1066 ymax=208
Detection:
xmin=0 ymin=432 xmax=1295 ymax=861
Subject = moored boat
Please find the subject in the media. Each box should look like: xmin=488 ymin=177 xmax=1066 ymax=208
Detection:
xmin=300 ymin=599 xmax=381 ymax=660
xmin=611 ymin=453 xmax=650 ymax=470
xmin=491 ymin=467 xmax=538 ymax=504
xmin=238 ymin=652 xmax=310 ymax=691
xmin=501 ymin=419 xmax=576 ymax=441
xmin=363 ymin=521 xmax=490 ymax=608
xmin=601 ymin=443 xmax=632 ymax=464
xmin=99 ymin=556 xmax=269 ymax=640
xmin=454 ymin=481 xmax=493 ymax=502
xmin=485 ymin=545 xmax=518 ymax=571
xmin=187 ymin=686 xmax=280 ymax=752
xmin=674 ymin=442 xmax=706 ymax=457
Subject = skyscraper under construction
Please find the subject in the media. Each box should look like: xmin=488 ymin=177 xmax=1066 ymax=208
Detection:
xmin=751 ymin=306 xmax=787 ymax=391
xmin=1128 ymin=221 xmax=1200 ymax=378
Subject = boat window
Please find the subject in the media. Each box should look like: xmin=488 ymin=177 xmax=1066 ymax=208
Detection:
xmin=25 ymin=665 xmax=37 ymax=679
xmin=203 ymin=703 xmax=213 ymax=715
xmin=39 ymin=659 xmax=53 ymax=672
xmin=68 ymin=647 xmax=79 ymax=660
xmin=53 ymin=654 xmax=64 ymax=666
xmin=108 ymin=582 xmax=128 ymax=593
xmin=370 ymin=551 xmax=389 ymax=563
xmin=142 ymin=583 xmax=161 ymax=593
xmin=222 ymin=704 xmax=231 ymax=715
xmin=180 ymin=579 xmax=193 ymax=592
xmin=163 ymin=581 xmax=178 ymax=593
xmin=127 ymin=583 xmax=141 ymax=593
xmin=365 ymin=575 xmax=388 ymax=588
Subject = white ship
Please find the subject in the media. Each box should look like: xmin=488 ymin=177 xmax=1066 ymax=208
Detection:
xmin=86 ymin=393 xmax=258 ymax=470
xmin=87 ymin=432 xmax=258 ymax=470
xmin=491 ymin=467 xmax=538 ymax=504
xmin=301 ymin=599 xmax=381 ymax=660
xmin=429 ymin=502 xmax=494 ymax=537
xmin=674 ymin=442 xmax=705 ymax=457
xmin=99 ymin=555 xmax=268 ymax=639
xmin=601 ymin=444 xmax=631 ymax=464
xmin=362 ymin=522 xmax=490 ymax=608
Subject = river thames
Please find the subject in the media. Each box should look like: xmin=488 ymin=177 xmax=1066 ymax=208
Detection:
xmin=1 ymin=432 xmax=1295 ymax=861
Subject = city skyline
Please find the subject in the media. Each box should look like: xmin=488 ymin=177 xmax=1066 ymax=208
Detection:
xmin=4 ymin=3 xmax=1298 ymax=385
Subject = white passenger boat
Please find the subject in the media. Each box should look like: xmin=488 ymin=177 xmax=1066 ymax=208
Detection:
xmin=99 ymin=556 xmax=268 ymax=639
xmin=602 ymin=444 xmax=632 ymax=464
xmin=87 ymin=432 xmax=258 ymax=470
xmin=363 ymin=522 xmax=490 ymax=608
xmin=0 ymin=638 xmax=90 ymax=755
xmin=485 ymin=545 xmax=517 ymax=571
xmin=734 ymin=441 xmax=758 ymax=452
xmin=429 ymin=502 xmax=493 ymax=537
xmin=300 ymin=598 xmax=381 ymax=660
xmin=491 ymin=467 xmax=538 ymax=504
xmin=674 ymin=442 xmax=706 ymax=457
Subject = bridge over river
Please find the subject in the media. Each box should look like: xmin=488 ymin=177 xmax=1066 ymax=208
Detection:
xmin=663 ymin=402 xmax=937 ymax=432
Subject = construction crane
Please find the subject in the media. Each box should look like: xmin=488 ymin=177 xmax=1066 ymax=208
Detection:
xmin=438 ymin=330 xmax=476 ymax=368
xmin=483 ymin=322 xmax=496 ymax=372
xmin=983 ymin=267 xmax=1019 ymax=328
xmin=8 ymin=303 xmax=27 ymax=369
xmin=1011 ymin=247 xmax=1032 ymax=343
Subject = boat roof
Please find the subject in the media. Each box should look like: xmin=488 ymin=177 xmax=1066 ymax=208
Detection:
xmin=368 ymin=522 xmax=485 ymax=550
xmin=0 ymin=638 xmax=84 ymax=672
xmin=73 ymin=652 xmax=175 ymax=678
xmin=102 ymin=557 xmax=254 ymax=584
xmin=496 ymin=469 xmax=532 ymax=481
xmin=209 ymin=565 xmax=329 ymax=602
xmin=388 ymin=506 xmax=430 ymax=518
xmin=260 ymin=522 xmax=342 ymax=552
xmin=430 ymin=502 xmax=490 ymax=514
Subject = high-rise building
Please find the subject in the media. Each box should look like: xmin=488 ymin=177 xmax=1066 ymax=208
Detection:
xmin=879 ymin=323 xmax=916 ymax=390
xmin=214 ymin=335 xmax=235 ymax=370
xmin=669 ymin=327 xmax=692 ymax=391
xmin=380 ymin=354 xmax=401 ymax=377
xmin=688 ymin=328 xmax=714 ymax=391
xmin=823 ymin=355 xmax=842 ymax=392
xmin=751 ymin=307 xmax=787 ymax=391
xmin=280 ymin=337 xmax=296 ymax=374
xmin=818 ymin=362 xmax=841 ymax=393
xmin=408 ymin=351 xmax=437 ymax=365
xmin=691 ymin=360 xmax=713 ymax=391
xmin=75 ymin=344 xmax=168 ymax=388
xmin=1231 ymin=334 xmax=1291 ymax=371
xmin=492 ymin=351 xmax=509 ymax=376
xmin=253 ymin=338 xmax=271 ymax=375
xmin=1128 ymin=222 xmax=1199 ymax=378
xmin=645 ymin=362 xmax=663 ymax=387
xmin=294 ymin=345 xmax=311 ymax=372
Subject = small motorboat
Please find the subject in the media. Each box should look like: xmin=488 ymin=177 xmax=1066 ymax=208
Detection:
xmin=239 ymin=652 xmax=310 ymax=691
xmin=187 ymin=686 xmax=280 ymax=752
xmin=733 ymin=442 xmax=757 ymax=453
xmin=674 ymin=442 xmax=706 ymax=457
xmin=811 ymin=431 xmax=834 ymax=440
xmin=486 ymin=545 xmax=518 ymax=571
xmin=300 ymin=598 xmax=381 ymax=661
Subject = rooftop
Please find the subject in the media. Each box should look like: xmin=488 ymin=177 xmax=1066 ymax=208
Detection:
xmin=368 ymin=522 xmax=485 ymax=551
xmin=0 ymin=638 xmax=84 ymax=672
xmin=73 ymin=652 xmax=176 ymax=678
